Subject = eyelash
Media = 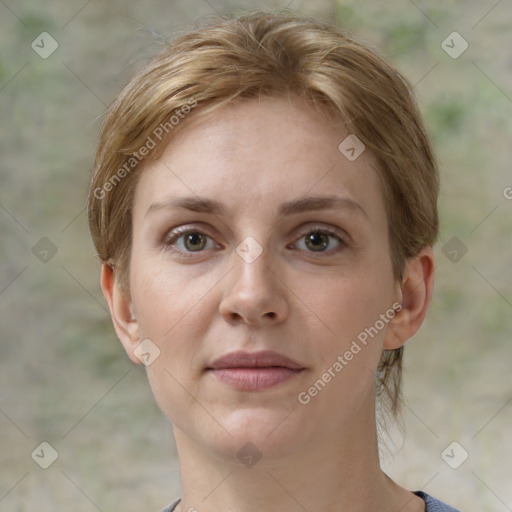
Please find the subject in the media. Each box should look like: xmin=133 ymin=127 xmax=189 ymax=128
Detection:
xmin=162 ymin=225 xmax=347 ymax=260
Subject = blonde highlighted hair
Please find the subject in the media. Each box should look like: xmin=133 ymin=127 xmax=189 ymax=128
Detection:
xmin=88 ymin=11 xmax=439 ymax=417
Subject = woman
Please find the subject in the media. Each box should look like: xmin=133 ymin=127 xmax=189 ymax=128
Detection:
xmin=88 ymin=11 xmax=460 ymax=512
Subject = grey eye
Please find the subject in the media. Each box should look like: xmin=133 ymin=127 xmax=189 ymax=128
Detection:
xmin=182 ymin=232 xmax=208 ymax=252
xmin=295 ymin=231 xmax=342 ymax=253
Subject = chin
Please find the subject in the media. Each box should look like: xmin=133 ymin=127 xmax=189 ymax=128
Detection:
xmin=205 ymin=406 xmax=311 ymax=464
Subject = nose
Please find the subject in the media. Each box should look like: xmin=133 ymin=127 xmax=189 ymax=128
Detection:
xmin=219 ymin=248 xmax=289 ymax=326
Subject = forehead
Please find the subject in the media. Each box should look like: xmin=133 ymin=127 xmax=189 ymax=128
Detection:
xmin=133 ymin=95 xmax=385 ymax=226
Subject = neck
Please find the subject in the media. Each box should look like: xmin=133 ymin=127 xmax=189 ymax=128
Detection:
xmin=172 ymin=403 xmax=421 ymax=512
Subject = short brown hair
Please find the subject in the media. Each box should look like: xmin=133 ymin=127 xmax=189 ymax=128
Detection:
xmin=87 ymin=11 xmax=439 ymax=417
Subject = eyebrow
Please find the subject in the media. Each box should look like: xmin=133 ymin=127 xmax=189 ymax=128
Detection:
xmin=145 ymin=194 xmax=369 ymax=220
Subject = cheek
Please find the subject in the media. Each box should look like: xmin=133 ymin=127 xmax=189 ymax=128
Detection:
xmin=296 ymin=274 xmax=392 ymax=409
xmin=131 ymin=250 xmax=200 ymax=331
xmin=293 ymin=269 xmax=396 ymax=404
xmin=129 ymin=254 xmax=217 ymax=371
xmin=129 ymin=260 xmax=212 ymax=427
xmin=293 ymin=265 xmax=394 ymax=339
xmin=133 ymin=273 xmax=182 ymax=337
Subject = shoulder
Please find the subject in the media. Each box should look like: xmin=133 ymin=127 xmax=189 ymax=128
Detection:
xmin=159 ymin=498 xmax=181 ymax=512
xmin=414 ymin=491 xmax=461 ymax=512
xmin=161 ymin=494 xmax=461 ymax=512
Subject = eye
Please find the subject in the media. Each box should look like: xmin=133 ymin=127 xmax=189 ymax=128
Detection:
xmin=292 ymin=227 xmax=346 ymax=254
xmin=162 ymin=225 xmax=347 ymax=259
xmin=163 ymin=228 xmax=219 ymax=257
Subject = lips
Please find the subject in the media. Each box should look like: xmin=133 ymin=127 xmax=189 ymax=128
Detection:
xmin=206 ymin=350 xmax=305 ymax=391
xmin=207 ymin=350 xmax=304 ymax=371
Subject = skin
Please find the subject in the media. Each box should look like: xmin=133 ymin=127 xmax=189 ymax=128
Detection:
xmin=101 ymin=94 xmax=434 ymax=512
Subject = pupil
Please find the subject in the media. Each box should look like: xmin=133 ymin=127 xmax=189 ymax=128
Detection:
xmin=307 ymin=233 xmax=328 ymax=251
xmin=186 ymin=233 xmax=205 ymax=251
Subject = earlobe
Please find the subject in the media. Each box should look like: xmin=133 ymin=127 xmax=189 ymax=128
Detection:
xmin=100 ymin=263 xmax=142 ymax=365
xmin=383 ymin=246 xmax=435 ymax=350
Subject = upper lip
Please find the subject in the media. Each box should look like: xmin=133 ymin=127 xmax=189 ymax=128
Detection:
xmin=207 ymin=350 xmax=304 ymax=370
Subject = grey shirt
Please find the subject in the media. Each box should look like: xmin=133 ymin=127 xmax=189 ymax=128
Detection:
xmin=160 ymin=491 xmax=461 ymax=511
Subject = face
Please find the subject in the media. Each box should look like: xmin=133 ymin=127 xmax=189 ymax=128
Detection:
xmin=118 ymin=95 xmax=403 ymax=460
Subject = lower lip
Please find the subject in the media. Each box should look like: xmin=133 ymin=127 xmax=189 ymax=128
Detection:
xmin=207 ymin=367 xmax=303 ymax=390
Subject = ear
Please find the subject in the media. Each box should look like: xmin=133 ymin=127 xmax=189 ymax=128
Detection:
xmin=100 ymin=263 xmax=142 ymax=365
xmin=383 ymin=246 xmax=435 ymax=349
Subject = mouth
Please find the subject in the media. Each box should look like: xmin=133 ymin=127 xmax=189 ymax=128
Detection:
xmin=206 ymin=350 xmax=306 ymax=391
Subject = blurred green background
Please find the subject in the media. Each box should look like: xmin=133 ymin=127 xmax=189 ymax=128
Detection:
xmin=1 ymin=0 xmax=510 ymax=510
